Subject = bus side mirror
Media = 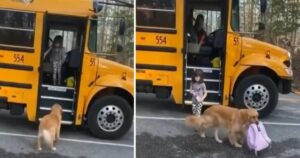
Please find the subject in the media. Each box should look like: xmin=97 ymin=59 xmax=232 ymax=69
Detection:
xmin=260 ymin=0 xmax=267 ymax=13
xmin=119 ymin=18 xmax=126 ymax=36
xmin=93 ymin=0 xmax=104 ymax=13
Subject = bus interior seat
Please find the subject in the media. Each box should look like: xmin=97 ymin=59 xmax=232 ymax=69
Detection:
xmin=187 ymin=45 xmax=213 ymax=67
xmin=68 ymin=48 xmax=81 ymax=69
xmin=213 ymin=29 xmax=225 ymax=49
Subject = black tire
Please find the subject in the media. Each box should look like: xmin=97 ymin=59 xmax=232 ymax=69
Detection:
xmin=87 ymin=95 xmax=133 ymax=139
xmin=234 ymin=75 xmax=278 ymax=118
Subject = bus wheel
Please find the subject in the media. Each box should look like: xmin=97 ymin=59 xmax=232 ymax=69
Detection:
xmin=87 ymin=95 xmax=133 ymax=139
xmin=234 ymin=75 xmax=278 ymax=118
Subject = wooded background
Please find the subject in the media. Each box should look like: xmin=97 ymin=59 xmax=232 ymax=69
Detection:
xmin=95 ymin=0 xmax=299 ymax=86
xmin=95 ymin=0 xmax=134 ymax=67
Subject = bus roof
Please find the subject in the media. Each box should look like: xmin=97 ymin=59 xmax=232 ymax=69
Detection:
xmin=0 ymin=0 xmax=94 ymax=17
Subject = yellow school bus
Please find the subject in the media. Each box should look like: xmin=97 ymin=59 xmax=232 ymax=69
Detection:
xmin=0 ymin=0 xmax=133 ymax=139
xmin=136 ymin=0 xmax=293 ymax=117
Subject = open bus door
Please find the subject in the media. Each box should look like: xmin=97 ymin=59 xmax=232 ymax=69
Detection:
xmin=184 ymin=0 xmax=227 ymax=106
xmin=37 ymin=13 xmax=87 ymax=125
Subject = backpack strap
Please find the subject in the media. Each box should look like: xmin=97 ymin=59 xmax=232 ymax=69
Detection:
xmin=257 ymin=122 xmax=272 ymax=144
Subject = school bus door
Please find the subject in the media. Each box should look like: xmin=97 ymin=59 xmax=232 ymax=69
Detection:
xmin=75 ymin=19 xmax=99 ymax=125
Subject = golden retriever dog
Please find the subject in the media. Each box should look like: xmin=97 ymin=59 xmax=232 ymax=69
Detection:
xmin=37 ymin=104 xmax=62 ymax=151
xmin=185 ymin=105 xmax=259 ymax=148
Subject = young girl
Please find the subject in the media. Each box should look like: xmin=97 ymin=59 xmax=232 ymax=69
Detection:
xmin=190 ymin=69 xmax=208 ymax=116
xmin=44 ymin=36 xmax=67 ymax=85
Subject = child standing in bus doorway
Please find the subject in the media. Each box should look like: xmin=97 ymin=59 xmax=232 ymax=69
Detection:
xmin=190 ymin=69 xmax=207 ymax=116
xmin=44 ymin=36 xmax=67 ymax=86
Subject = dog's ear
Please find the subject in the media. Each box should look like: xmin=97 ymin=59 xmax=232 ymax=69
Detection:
xmin=240 ymin=109 xmax=249 ymax=123
xmin=59 ymin=106 xmax=63 ymax=114
xmin=246 ymin=109 xmax=259 ymax=124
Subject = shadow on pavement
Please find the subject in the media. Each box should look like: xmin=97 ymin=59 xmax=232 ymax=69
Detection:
xmin=137 ymin=133 xmax=300 ymax=158
xmin=0 ymin=148 xmax=87 ymax=158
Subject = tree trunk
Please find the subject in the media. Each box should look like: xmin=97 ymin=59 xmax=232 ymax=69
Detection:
xmin=250 ymin=0 xmax=254 ymax=32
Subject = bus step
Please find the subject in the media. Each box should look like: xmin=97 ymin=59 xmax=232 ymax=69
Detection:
xmin=41 ymin=84 xmax=75 ymax=90
xmin=61 ymin=121 xmax=73 ymax=125
xmin=185 ymin=78 xmax=221 ymax=82
xmin=186 ymin=68 xmax=221 ymax=80
xmin=184 ymin=92 xmax=221 ymax=102
xmin=41 ymin=96 xmax=74 ymax=102
xmin=38 ymin=118 xmax=73 ymax=125
xmin=185 ymin=81 xmax=221 ymax=91
xmin=185 ymin=89 xmax=220 ymax=94
xmin=39 ymin=98 xmax=74 ymax=110
xmin=39 ymin=107 xmax=73 ymax=113
xmin=186 ymin=66 xmax=221 ymax=71
xmin=184 ymin=100 xmax=220 ymax=105
xmin=40 ymin=84 xmax=75 ymax=98
xmin=38 ymin=107 xmax=74 ymax=124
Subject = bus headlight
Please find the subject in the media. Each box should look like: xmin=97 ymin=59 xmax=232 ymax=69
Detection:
xmin=283 ymin=60 xmax=291 ymax=68
xmin=285 ymin=51 xmax=292 ymax=68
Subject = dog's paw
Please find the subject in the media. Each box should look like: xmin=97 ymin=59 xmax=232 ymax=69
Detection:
xmin=234 ymin=143 xmax=242 ymax=148
xmin=216 ymin=139 xmax=223 ymax=144
xmin=37 ymin=147 xmax=42 ymax=151
xmin=200 ymin=133 xmax=206 ymax=138
xmin=52 ymin=147 xmax=57 ymax=151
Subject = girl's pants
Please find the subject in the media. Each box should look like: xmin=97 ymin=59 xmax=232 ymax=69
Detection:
xmin=53 ymin=61 xmax=62 ymax=85
xmin=192 ymin=99 xmax=203 ymax=116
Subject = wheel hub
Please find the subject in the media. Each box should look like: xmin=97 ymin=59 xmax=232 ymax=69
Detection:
xmin=97 ymin=105 xmax=124 ymax=132
xmin=106 ymin=114 xmax=116 ymax=123
xmin=252 ymin=93 xmax=262 ymax=102
xmin=243 ymin=84 xmax=269 ymax=110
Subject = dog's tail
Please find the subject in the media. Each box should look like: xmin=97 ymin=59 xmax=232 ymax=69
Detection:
xmin=185 ymin=115 xmax=204 ymax=128
xmin=185 ymin=115 xmax=214 ymax=129
xmin=42 ymin=130 xmax=52 ymax=146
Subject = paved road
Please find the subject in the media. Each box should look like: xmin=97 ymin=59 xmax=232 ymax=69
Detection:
xmin=0 ymin=111 xmax=133 ymax=158
xmin=136 ymin=93 xmax=300 ymax=158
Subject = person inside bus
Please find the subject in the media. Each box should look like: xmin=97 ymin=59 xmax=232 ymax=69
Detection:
xmin=43 ymin=35 xmax=68 ymax=86
xmin=190 ymin=14 xmax=207 ymax=46
xmin=188 ymin=14 xmax=211 ymax=66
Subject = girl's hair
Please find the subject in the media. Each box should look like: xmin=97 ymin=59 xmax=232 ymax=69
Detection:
xmin=193 ymin=14 xmax=204 ymax=29
xmin=53 ymin=35 xmax=63 ymax=47
xmin=192 ymin=69 xmax=204 ymax=83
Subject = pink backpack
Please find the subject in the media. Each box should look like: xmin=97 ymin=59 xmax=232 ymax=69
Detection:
xmin=247 ymin=121 xmax=272 ymax=156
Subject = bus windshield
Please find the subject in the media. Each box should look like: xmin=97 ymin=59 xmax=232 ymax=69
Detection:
xmin=88 ymin=5 xmax=133 ymax=67
xmin=232 ymin=0 xmax=262 ymax=35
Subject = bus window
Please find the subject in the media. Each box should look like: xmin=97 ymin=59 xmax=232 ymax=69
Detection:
xmin=49 ymin=29 xmax=77 ymax=52
xmin=239 ymin=0 xmax=261 ymax=33
xmin=89 ymin=16 xmax=132 ymax=65
xmin=89 ymin=20 xmax=98 ymax=53
xmin=0 ymin=9 xmax=35 ymax=51
xmin=136 ymin=0 xmax=176 ymax=30
xmin=231 ymin=0 xmax=240 ymax=31
xmin=193 ymin=10 xmax=222 ymax=34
